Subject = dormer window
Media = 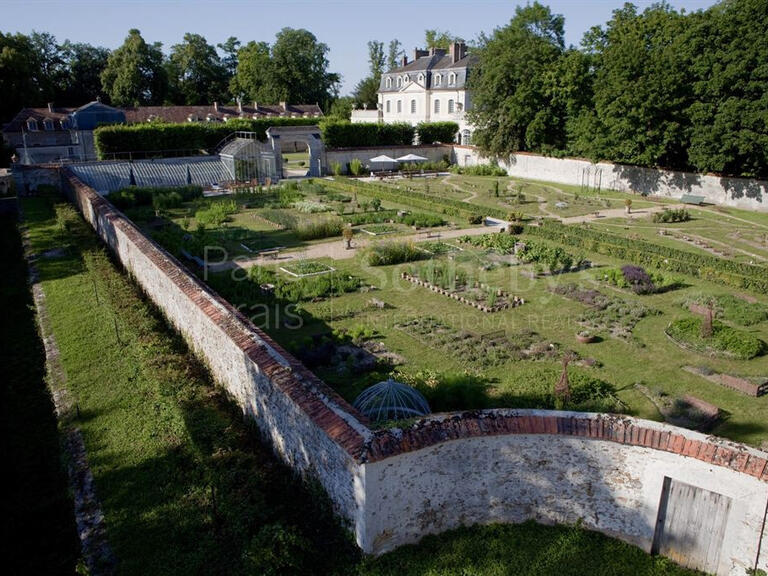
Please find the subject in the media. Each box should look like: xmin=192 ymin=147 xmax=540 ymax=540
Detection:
xmin=434 ymin=74 xmax=442 ymax=87
xmin=26 ymin=118 xmax=38 ymax=131
xmin=418 ymin=73 xmax=424 ymax=84
xmin=60 ymin=118 xmax=70 ymax=130
xmin=43 ymin=118 xmax=54 ymax=131
xmin=449 ymin=73 xmax=457 ymax=86
xmin=404 ymin=74 xmax=410 ymax=83
xmin=386 ymin=77 xmax=392 ymax=89
xmin=397 ymin=76 xmax=402 ymax=88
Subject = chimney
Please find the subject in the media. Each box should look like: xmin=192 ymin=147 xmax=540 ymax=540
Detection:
xmin=413 ymin=48 xmax=429 ymax=61
xmin=47 ymin=102 xmax=54 ymax=113
xmin=450 ymin=42 xmax=467 ymax=64
xmin=213 ymin=101 xmax=219 ymax=113
xmin=280 ymin=101 xmax=287 ymax=111
xmin=401 ymin=55 xmax=408 ymax=67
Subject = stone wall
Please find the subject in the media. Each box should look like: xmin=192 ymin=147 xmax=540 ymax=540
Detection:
xmin=62 ymin=170 xmax=768 ymax=574
xmin=325 ymin=144 xmax=450 ymax=174
xmin=62 ymin=171 xmax=370 ymax=535
xmin=451 ymin=146 xmax=768 ymax=212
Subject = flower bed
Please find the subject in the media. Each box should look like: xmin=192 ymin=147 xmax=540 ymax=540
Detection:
xmin=665 ymin=317 xmax=766 ymax=360
xmin=359 ymin=224 xmax=401 ymax=236
xmin=400 ymin=271 xmax=522 ymax=313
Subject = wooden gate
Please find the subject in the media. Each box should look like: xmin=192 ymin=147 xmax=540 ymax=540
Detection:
xmin=652 ymin=477 xmax=732 ymax=573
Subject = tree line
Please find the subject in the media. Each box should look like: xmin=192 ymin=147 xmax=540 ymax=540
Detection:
xmin=0 ymin=27 xmax=340 ymax=124
xmin=468 ymin=0 xmax=768 ymax=178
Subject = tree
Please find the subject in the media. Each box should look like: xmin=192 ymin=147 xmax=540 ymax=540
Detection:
xmin=231 ymin=41 xmax=279 ymax=103
xmin=367 ymin=40 xmax=385 ymax=77
xmin=467 ymin=2 xmax=566 ymax=156
xmin=0 ymin=32 xmax=42 ymax=122
xmin=29 ymin=32 xmax=66 ymax=101
xmin=60 ymin=41 xmax=110 ymax=104
xmin=387 ymin=39 xmax=402 ymax=70
xmin=327 ymin=96 xmax=354 ymax=120
xmin=166 ymin=33 xmax=228 ymax=105
xmin=217 ymin=36 xmax=241 ymax=78
xmin=101 ymin=29 xmax=167 ymax=106
xmin=425 ymin=29 xmax=459 ymax=50
xmin=232 ymin=29 xmax=339 ymax=110
xmin=574 ymin=4 xmax=693 ymax=169
xmin=687 ymin=0 xmax=768 ymax=178
xmin=353 ymin=40 xmax=385 ymax=109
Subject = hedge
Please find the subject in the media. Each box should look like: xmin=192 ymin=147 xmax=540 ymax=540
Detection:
xmin=416 ymin=122 xmax=459 ymax=144
xmin=319 ymin=120 xmax=414 ymax=148
xmin=526 ymin=221 xmax=768 ymax=293
xmin=108 ymin=185 xmax=203 ymax=209
xmin=94 ymin=117 xmax=319 ymax=158
xmin=324 ymin=178 xmax=509 ymax=221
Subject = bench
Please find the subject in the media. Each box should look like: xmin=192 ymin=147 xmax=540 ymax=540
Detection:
xmin=259 ymin=248 xmax=281 ymax=260
xmin=680 ymin=194 xmax=706 ymax=206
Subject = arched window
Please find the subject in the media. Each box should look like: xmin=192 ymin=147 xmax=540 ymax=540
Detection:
xmin=26 ymin=118 xmax=38 ymax=131
xmin=418 ymin=73 xmax=424 ymax=84
xmin=386 ymin=100 xmax=391 ymax=113
xmin=410 ymin=99 xmax=416 ymax=114
xmin=448 ymin=99 xmax=455 ymax=113
xmin=404 ymin=74 xmax=410 ymax=83
xmin=386 ymin=77 xmax=392 ymax=89
xmin=434 ymin=100 xmax=440 ymax=114
xmin=397 ymin=100 xmax=402 ymax=113
xmin=434 ymin=74 xmax=442 ymax=87
xmin=449 ymin=72 xmax=456 ymax=85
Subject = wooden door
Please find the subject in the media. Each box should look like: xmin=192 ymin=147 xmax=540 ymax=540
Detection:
xmin=652 ymin=477 xmax=732 ymax=573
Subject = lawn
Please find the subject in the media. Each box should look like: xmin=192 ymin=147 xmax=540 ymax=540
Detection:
xmin=16 ymin=190 xmax=706 ymax=575
xmin=0 ymin=198 xmax=80 ymax=574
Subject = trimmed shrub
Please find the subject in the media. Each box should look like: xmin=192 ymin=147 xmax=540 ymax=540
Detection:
xmin=94 ymin=118 xmax=318 ymax=158
xmin=319 ymin=120 xmax=414 ymax=148
xmin=450 ymin=163 xmax=507 ymax=176
xmin=653 ymin=208 xmax=691 ymax=223
xmin=416 ymin=122 xmax=459 ymax=144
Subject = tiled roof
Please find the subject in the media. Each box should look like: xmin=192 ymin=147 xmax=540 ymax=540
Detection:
xmin=3 ymin=107 xmax=76 ymax=132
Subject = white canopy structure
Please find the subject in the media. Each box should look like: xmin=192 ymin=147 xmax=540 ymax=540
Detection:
xmin=369 ymin=154 xmax=398 ymax=164
xmin=395 ymin=153 xmax=429 ymax=162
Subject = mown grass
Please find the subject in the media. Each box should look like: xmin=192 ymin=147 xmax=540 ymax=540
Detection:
xmin=0 ymin=198 xmax=80 ymax=574
xmin=19 ymin=192 xmax=706 ymax=575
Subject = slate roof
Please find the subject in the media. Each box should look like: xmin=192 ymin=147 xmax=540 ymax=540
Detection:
xmin=379 ymin=52 xmax=478 ymax=92
xmin=3 ymin=107 xmax=75 ymax=132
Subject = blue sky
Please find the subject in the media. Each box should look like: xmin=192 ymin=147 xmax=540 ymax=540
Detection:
xmin=2 ymin=0 xmax=718 ymax=96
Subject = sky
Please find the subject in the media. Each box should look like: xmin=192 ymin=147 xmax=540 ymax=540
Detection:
xmin=1 ymin=0 xmax=718 ymax=96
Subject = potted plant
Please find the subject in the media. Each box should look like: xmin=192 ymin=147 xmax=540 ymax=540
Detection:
xmin=576 ymin=330 xmax=596 ymax=343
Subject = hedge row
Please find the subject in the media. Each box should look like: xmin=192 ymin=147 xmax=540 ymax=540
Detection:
xmin=319 ymin=120 xmax=414 ymax=148
xmin=94 ymin=118 xmax=319 ymax=158
xmin=416 ymin=122 xmax=459 ymax=144
xmin=526 ymin=221 xmax=768 ymax=293
xmin=324 ymin=178 xmax=509 ymax=221
xmin=108 ymin=185 xmax=203 ymax=209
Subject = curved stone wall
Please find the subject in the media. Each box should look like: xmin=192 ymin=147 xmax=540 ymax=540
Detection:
xmin=61 ymin=170 xmax=768 ymax=575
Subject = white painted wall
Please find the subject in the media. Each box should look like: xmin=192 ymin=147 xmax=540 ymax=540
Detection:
xmin=453 ymin=146 xmax=768 ymax=212
xmin=361 ymin=426 xmax=768 ymax=575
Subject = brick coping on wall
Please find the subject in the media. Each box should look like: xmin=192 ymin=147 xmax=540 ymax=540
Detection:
xmin=64 ymin=170 xmax=768 ymax=484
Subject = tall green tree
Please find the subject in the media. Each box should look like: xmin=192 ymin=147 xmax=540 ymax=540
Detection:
xmin=231 ymin=40 xmax=279 ymax=104
xmin=166 ymin=33 xmax=228 ymax=105
xmin=0 ymin=32 xmax=42 ymax=121
xmin=232 ymin=29 xmax=339 ymax=110
xmin=353 ymin=40 xmax=385 ymax=109
xmin=574 ymin=3 xmax=694 ymax=169
xmin=387 ymin=39 xmax=402 ymax=70
xmin=101 ymin=29 xmax=167 ymax=106
xmin=425 ymin=29 xmax=461 ymax=50
xmin=687 ymin=0 xmax=768 ymax=178
xmin=217 ymin=36 xmax=241 ymax=79
xmin=60 ymin=41 xmax=110 ymax=104
xmin=29 ymin=32 xmax=66 ymax=101
xmin=467 ymin=2 xmax=566 ymax=155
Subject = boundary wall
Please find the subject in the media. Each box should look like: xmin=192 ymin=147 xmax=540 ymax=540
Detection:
xmin=452 ymin=146 xmax=768 ymax=212
xmin=61 ymin=170 xmax=768 ymax=575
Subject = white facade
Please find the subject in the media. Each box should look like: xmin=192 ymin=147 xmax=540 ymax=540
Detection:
xmin=352 ymin=43 xmax=475 ymax=145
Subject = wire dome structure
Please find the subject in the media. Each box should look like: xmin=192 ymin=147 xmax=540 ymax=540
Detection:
xmin=353 ymin=378 xmax=430 ymax=423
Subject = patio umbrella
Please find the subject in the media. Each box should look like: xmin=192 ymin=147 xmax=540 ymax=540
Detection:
xmin=395 ymin=153 xmax=428 ymax=162
xmin=369 ymin=154 xmax=398 ymax=164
